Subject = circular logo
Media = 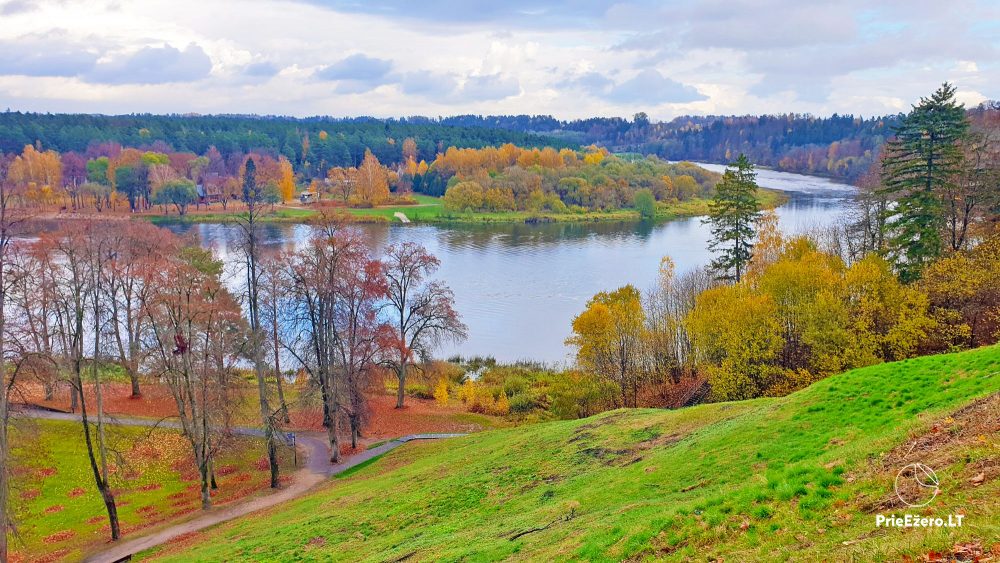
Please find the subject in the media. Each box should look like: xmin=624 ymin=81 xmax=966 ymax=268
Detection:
xmin=894 ymin=463 xmax=940 ymax=507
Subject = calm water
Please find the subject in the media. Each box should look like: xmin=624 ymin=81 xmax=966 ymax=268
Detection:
xmin=166 ymin=165 xmax=855 ymax=364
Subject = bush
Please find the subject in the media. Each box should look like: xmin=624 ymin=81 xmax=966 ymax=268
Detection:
xmin=634 ymin=188 xmax=656 ymax=220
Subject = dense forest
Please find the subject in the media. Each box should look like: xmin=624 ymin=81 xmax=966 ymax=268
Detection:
xmin=0 ymin=112 xmax=570 ymax=179
xmin=442 ymin=112 xmax=901 ymax=181
xmin=1 ymin=108 xmax=961 ymax=183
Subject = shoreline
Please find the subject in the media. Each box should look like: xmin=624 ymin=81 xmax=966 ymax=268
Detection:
xmin=135 ymin=189 xmax=790 ymax=226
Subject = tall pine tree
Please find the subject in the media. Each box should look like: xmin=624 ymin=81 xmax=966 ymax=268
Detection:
xmin=705 ymin=154 xmax=761 ymax=282
xmin=879 ymin=82 xmax=969 ymax=281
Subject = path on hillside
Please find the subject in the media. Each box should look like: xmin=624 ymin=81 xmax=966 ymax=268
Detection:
xmin=18 ymin=407 xmax=465 ymax=562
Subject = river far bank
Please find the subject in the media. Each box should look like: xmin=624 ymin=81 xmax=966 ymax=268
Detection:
xmin=135 ymin=189 xmax=788 ymax=226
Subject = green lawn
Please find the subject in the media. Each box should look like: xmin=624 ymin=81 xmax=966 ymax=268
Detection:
xmin=142 ymin=346 xmax=999 ymax=561
xmin=8 ymin=420 xmax=295 ymax=562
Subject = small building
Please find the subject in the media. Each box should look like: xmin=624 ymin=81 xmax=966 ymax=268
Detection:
xmin=197 ymin=173 xmax=226 ymax=204
xmin=300 ymin=191 xmax=318 ymax=204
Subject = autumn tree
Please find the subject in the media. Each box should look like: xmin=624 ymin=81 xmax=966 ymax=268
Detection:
xmin=352 ymin=150 xmax=390 ymax=207
xmin=919 ymin=233 xmax=1000 ymax=349
xmin=42 ymin=222 xmax=122 ymax=540
xmin=685 ymin=284 xmax=784 ymax=401
xmin=880 ymin=83 xmax=969 ymax=281
xmin=327 ymin=166 xmax=356 ymax=203
xmin=284 ymin=221 xmax=366 ymax=461
xmin=278 ymin=156 xmax=295 ymax=203
xmin=704 ymin=154 xmax=761 ymax=282
xmin=236 ymin=156 xmax=281 ymax=488
xmin=142 ymin=244 xmax=243 ymax=509
xmin=330 ymin=241 xmax=389 ymax=448
xmin=382 ymin=242 xmax=466 ymax=408
xmin=9 ymin=145 xmax=62 ymax=206
xmin=567 ymin=285 xmax=646 ymax=408
xmin=104 ymin=221 xmax=178 ymax=398
xmin=260 ymin=255 xmax=291 ymax=423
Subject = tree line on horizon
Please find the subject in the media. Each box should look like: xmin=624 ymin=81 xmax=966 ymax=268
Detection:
xmin=9 ymin=103 xmax=1000 ymax=186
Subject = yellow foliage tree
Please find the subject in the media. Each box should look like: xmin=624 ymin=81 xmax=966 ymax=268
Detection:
xmin=685 ymin=284 xmax=785 ymax=401
xmin=10 ymin=145 xmax=62 ymax=204
xmin=567 ymin=285 xmax=645 ymax=407
xmin=352 ymin=150 xmax=390 ymax=207
xmin=277 ymin=156 xmax=295 ymax=202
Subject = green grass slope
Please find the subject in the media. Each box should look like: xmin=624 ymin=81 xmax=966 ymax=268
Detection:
xmin=145 ymin=346 xmax=1000 ymax=562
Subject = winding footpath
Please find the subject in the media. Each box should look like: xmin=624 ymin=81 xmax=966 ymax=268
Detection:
xmin=19 ymin=407 xmax=465 ymax=562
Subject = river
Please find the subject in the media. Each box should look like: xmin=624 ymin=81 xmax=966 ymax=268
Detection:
xmin=165 ymin=165 xmax=855 ymax=365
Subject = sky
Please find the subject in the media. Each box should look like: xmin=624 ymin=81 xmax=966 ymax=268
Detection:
xmin=0 ymin=0 xmax=997 ymax=121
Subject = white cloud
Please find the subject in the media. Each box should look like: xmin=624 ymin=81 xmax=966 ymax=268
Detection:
xmin=0 ymin=0 xmax=995 ymax=119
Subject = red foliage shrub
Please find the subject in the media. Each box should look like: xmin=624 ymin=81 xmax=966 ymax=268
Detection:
xmin=32 ymin=548 xmax=69 ymax=563
xmin=253 ymin=456 xmax=270 ymax=471
xmin=36 ymin=467 xmax=57 ymax=478
xmin=137 ymin=483 xmax=162 ymax=492
xmin=43 ymin=505 xmax=64 ymax=514
xmin=68 ymin=487 xmax=87 ymax=498
xmin=216 ymin=464 xmax=238 ymax=476
xmin=42 ymin=530 xmax=75 ymax=544
xmin=20 ymin=489 xmax=40 ymax=501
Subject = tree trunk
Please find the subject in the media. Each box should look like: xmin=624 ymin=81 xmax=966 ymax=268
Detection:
xmin=395 ymin=360 xmax=407 ymax=409
xmin=129 ymin=370 xmax=141 ymax=398
xmin=200 ymin=464 xmax=212 ymax=510
xmin=273 ymin=325 xmax=289 ymax=424
xmin=350 ymin=416 xmax=359 ymax=449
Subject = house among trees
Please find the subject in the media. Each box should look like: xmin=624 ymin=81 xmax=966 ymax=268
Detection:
xmin=196 ymin=172 xmax=225 ymax=204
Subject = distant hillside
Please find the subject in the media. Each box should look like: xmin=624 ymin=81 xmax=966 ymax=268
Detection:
xmin=144 ymin=345 xmax=1000 ymax=562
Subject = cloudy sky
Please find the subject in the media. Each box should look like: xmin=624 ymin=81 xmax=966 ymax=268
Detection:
xmin=0 ymin=0 xmax=997 ymax=120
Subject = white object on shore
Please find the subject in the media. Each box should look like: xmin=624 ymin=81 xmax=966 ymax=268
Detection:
xmin=394 ymin=211 xmax=411 ymax=223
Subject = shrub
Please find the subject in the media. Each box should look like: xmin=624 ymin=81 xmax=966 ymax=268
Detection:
xmin=434 ymin=379 xmax=449 ymax=406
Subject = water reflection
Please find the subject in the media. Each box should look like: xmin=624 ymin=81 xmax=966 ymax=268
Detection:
xmin=164 ymin=168 xmax=854 ymax=364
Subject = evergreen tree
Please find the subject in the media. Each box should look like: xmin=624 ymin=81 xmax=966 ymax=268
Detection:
xmin=242 ymin=157 xmax=257 ymax=203
xmin=705 ymin=154 xmax=761 ymax=282
xmin=879 ymin=82 xmax=969 ymax=281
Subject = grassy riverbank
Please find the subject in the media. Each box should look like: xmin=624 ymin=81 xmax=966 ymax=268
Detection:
xmin=142 ymin=189 xmax=788 ymax=226
xmin=141 ymin=345 xmax=1000 ymax=562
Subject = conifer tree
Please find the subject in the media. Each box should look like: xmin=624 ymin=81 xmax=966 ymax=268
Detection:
xmin=880 ymin=82 xmax=969 ymax=281
xmin=705 ymin=154 xmax=761 ymax=282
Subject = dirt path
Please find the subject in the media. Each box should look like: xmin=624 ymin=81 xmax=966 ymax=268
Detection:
xmin=18 ymin=407 xmax=465 ymax=562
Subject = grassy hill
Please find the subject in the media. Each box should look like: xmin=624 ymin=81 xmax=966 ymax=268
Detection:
xmin=143 ymin=346 xmax=1000 ymax=561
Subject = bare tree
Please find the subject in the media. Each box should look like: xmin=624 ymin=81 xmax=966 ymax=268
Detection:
xmin=284 ymin=220 xmax=358 ymax=462
xmin=104 ymin=221 xmax=173 ymax=398
xmin=43 ymin=222 xmax=121 ymax=541
xmin=260 ymin=256 xmax=291 ymax=424
xmin=142 ymin=243 xmax=243 ymax=509
xmin=382 ymin=242 xmax=466 ymax=409
xmin=235 ymin=157 xmax=280 ymax=488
